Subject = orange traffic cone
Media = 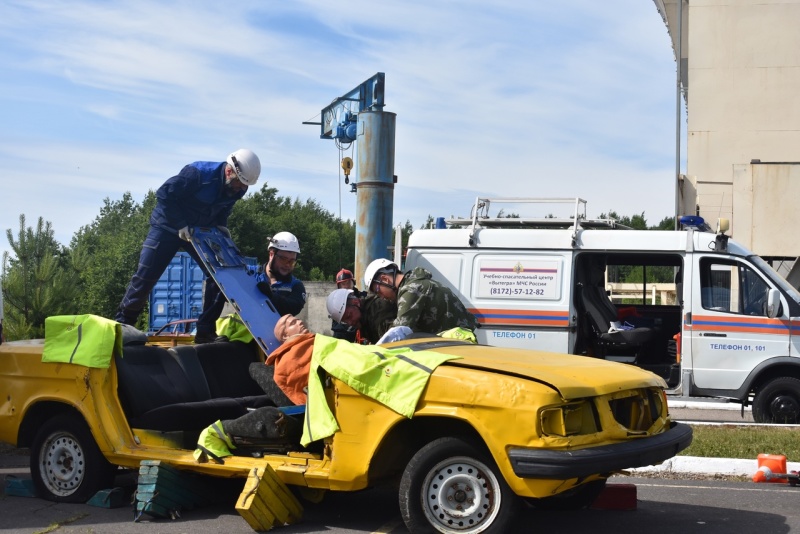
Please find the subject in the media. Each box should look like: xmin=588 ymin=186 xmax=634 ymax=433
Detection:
xmin=753 ymin=454 xmax=788 ymax=483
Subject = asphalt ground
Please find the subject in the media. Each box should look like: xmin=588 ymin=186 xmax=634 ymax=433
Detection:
xmin=4 ymin=460 xmax=800 ymax=534
xmin=2 ymin=399 xmax=797 ymax=533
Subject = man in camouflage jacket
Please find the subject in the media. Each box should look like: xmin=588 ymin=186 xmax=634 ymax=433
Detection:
xmin=365 ymin=260 xmax=478 ymax=335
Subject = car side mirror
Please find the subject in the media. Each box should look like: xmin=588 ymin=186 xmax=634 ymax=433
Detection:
xmin=767 ymin=288 xmax=781 ymax=318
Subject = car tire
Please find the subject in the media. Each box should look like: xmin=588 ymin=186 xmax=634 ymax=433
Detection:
xmin=526 ymin=479 xmax=606 ymax=510
xmin=398 ymin=436 xmax=520 ymax=533
xmin=30 ymin=413 xmax=116 ymax=503
xmin=753 ymin=377 xmax=800 ymax=424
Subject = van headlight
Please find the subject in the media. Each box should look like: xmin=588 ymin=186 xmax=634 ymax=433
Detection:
xmin=539 ymin=400 xmax=599 ymax=437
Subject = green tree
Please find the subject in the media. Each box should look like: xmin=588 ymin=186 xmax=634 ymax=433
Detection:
xmin=653 ymin=216 xmax=676 ymax=230
xmin=598 ymin=212 xmax=678 ymax=288
xmin=69 ymin=192 xmax=155 ymax=329
xmin=228 ymin=184 xmax=356 ymax=281
xmin=600 ymin=211 xmax=649 ymax=230
xmin=2 ymin=215 xmax=80 ymax=339
xmin=599 ymin=211 xmax=676 ymax=231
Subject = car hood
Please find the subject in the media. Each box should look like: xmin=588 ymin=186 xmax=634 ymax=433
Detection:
xmin=391 ymin=338 xmax=667 ymax=399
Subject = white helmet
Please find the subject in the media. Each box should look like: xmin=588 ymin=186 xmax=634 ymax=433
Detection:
xmin=364 ymin=258 xmax=398 ymax=289
xmin=227 ymin=148 xmax=261 ymax=186
xmin=326 ymin=289 xmax=353 ymax=322
xmin=268 ymin=231 xmax=301 ymax=254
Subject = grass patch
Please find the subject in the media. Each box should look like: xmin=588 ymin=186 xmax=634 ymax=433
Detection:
xmin=681 ymin=425 xmax=800 ymax=460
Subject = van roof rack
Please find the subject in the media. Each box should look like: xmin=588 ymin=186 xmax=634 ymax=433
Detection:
xmin=445 ymin=197 xmax=629 ymax=248
xmin=445 ymin=197 xmax=630 ymax=231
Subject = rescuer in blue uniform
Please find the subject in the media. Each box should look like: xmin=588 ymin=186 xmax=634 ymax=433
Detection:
xmin=249 ymin=231 xmax=307 ymax=316
xmin=114 ymin=149 xmax=261 ymax=343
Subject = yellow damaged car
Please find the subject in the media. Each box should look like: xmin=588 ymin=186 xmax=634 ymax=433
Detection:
xmin=0 ymin=329 xmax=691 ymax=533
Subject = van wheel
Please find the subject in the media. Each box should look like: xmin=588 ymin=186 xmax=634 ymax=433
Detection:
xmin=30 ymin=414 xmax=116 ymax=502
xmin=398 ymin=437 xmax=519 ymax=533
xmin=753 ymin=377 xmax=800 ymax=424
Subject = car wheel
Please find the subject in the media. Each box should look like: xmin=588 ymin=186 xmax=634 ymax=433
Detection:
xmin=30 ymin=413 xmax=116 ymax=503
xmin=526 ymin=479 xmax=606 ymax=510
xmin=753 ymin=377 xmax=800 ymax=424
xmin=399 ymin=437 xmax=520 ymax=533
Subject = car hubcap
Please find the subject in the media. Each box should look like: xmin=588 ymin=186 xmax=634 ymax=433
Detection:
xmin=422 ymin=456 xmax=501 ymax=533
xmin=39 ymin=433 xmax=84 ymax=496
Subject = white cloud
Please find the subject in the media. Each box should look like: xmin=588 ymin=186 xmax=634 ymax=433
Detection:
xmin=0 ymin=0 xmax=681 ymax=263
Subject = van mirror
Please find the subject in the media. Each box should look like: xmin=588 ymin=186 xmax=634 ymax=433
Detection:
xmin=767 ymin=288 xmax=781 ymax=318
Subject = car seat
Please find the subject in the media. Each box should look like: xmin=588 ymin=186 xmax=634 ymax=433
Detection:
xmin=576 ymin=260 xmax=658 ymax=361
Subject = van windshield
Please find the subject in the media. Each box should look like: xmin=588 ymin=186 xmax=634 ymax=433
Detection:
xmin=750 ymin=255 xmax=800 ymax=304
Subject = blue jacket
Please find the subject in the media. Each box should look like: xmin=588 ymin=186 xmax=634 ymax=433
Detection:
xmin=247 ymin=264 xmax=307 ymax=316
xmin=150 ymin=161 xmax=245 ymax=232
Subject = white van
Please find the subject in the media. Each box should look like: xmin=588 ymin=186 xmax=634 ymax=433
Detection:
xmin=404 ymin=198 xmax=800 ymax=423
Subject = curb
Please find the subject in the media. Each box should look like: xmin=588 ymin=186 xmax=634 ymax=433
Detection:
xmin=668 ymin=400 xmax=750 ymax=411
xmin=630 ymin=456 xmax=800 ymax=477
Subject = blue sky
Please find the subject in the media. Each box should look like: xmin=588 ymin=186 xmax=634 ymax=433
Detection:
xmin=0 ymin=0 xmax=681 ymax=261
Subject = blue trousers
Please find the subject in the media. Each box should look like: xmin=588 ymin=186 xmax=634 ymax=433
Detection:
xmin=114 ymin=226 xmax=224 ymax=335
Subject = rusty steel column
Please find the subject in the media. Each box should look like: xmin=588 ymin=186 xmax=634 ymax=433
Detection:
xmin=355 ymin=110 xmax=396 ymax=285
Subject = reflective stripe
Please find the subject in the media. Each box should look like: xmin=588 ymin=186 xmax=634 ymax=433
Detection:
xmin=68 ymin=324 xmax=83 ymax=363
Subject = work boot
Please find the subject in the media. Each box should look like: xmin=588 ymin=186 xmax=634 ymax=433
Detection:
xmin=222 ymin=406 xmax=302 ymax=442
xmin=193 ymin=331 xmax=217 ymax=345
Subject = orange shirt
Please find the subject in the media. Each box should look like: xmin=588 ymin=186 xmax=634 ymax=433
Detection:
xmin=265 ymin=333 xmax=315 ymax=405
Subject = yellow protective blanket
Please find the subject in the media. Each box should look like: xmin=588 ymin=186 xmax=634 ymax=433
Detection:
xmin=42 ymin=314 xmax=122 ymax=368
xmin=301 ymin=335 xmax=461 ymax=446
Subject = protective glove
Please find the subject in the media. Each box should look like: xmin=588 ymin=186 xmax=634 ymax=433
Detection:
xmin=256 ymin=281 xmax=273 ymax=298
xmin=217 ymin=226 xmax=231 ymax=237
xmin=178 ymin=226 xmax=191 ymax=241
xmin=377 ymin=325 xmax=413 ymax=345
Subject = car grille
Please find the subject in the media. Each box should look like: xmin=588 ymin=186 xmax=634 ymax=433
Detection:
xmin=607 ymin=387 xmax=664 ymax=433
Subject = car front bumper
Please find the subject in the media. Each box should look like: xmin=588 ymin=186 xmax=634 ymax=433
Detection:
xmin=507 ymin=422 xmax=693 ymax=479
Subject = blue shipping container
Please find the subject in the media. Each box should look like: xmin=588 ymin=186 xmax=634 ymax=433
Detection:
xmin=148 ymin=252 xmax=205 ymax=333
xmin=148 ymin=252 xmax=260 ymax=333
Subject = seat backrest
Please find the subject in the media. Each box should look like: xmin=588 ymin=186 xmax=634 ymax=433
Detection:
xmin=580 ymin=265 xmax=618 ymax=334
xmin=168 ymin=345 xmax=212 ymax=401
xmin=194 ymin=341 xmax=265 ymax=398
xmin=115 ymin=345 xmax=203 ymax=418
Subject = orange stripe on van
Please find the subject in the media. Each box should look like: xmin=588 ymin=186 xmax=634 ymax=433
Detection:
xmin=688 ymin=315 xmax=791 ymax=336
xmin=469 ymin=308 xmax=570 ymax=327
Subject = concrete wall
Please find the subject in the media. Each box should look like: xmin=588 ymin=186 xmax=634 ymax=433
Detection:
xmin=295 ymin=281 xmax=336 ymax=336
xmin=655 ymin=0 xmax=800 ymax=258
xmin=687 ymin=0 xmax=800 ymax=251
xmin=222 ymin=281 xmax=336 ymax=337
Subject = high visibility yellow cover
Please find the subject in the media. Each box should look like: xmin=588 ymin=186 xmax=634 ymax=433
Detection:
xmin=42 ymin=314 xmax=122 ymax=368
xmin=437 ymin=327 xmax=477 ymax=343
xmin=193 ymin=420 xmax=235 ymax=463
xmin=215 ymin=313 xmax=254 ymax=344
xmin=302 ymin=335 xmax=461 ymax=445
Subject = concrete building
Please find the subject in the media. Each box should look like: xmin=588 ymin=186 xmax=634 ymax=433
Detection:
xmin=653 ymin=0 xmax=800 ymax=283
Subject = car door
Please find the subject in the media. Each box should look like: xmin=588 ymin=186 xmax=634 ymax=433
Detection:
xmin=688 ymin=256 xmax=789 ymax=391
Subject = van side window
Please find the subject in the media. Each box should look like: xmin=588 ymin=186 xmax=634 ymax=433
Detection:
xmin=603 ymin=256 xmax=681 ymax=307
xmin=699 ymin=259 xmax=770 ymax=316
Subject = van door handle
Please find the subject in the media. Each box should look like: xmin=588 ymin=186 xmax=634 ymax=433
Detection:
xmin=701 ymin=333 xmax=727 ymax=337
